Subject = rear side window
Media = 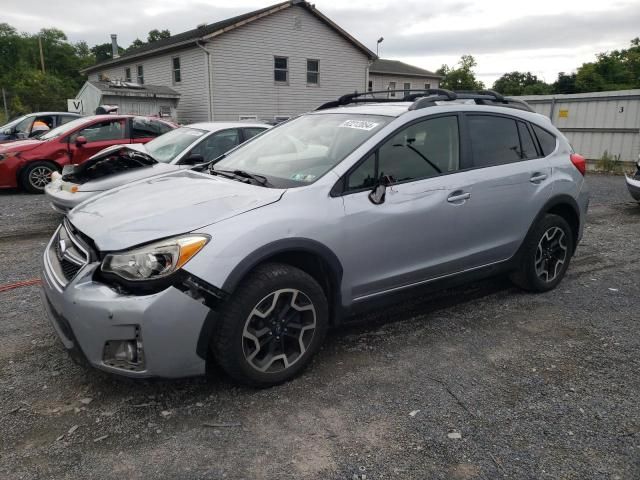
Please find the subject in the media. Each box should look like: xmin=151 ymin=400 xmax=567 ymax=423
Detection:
xmin=517 ymin=121 xmax=539 ymax=160
xmin=468 ymin=115 xmax=521 ymax=167
xmin=532 ymin=124 xmax=557 ymax=156
xmin=132 ymin=118 xmax=172 ymax=139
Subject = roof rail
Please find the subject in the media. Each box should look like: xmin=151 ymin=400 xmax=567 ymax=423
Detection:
xmin=315 ymin=89 xmax=457 ymax=110
xmin=316 ymin=89 xmax=534 ymax=113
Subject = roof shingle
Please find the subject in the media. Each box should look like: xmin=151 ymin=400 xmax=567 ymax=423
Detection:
xmin=369 ymin=59 xmax=441 ymax=79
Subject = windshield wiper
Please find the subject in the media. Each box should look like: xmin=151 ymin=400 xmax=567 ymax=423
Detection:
xmin=214 ymin=169 xmax=271 ymax=187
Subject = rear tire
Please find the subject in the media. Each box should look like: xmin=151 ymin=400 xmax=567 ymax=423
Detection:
xmin=211 ymin=263 xmax=328 ymax=387
xmin=510 ymin=214 xmax=574 ymax=292
xmin=20 ymin=161 xmax=57 ymax=194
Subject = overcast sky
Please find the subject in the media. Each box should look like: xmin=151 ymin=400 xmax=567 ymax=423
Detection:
xmin=3 ymin=0 xmax=639 ymax=85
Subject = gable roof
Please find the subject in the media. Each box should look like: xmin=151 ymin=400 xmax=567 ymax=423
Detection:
xmin=369 ymin=59 xmax=442 ymax=79
xmin=82 ymin=0 xmax=375 ymax=73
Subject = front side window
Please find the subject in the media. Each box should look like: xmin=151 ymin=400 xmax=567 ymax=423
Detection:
xmin=125 ymin=67 xmax=131 ymax=82
xmin=274 ymin=57 xmax=288 ymax=83
xmin=307 ymin=59 xmax=319 ymax=85
xmin=389 ymin=82 xmax=396 ymax=97
xmin=137 ymin=65 xmax=144 ymax=84
xmin=172 ymin=57 xmax=181 ymax=83
xmin=144 ymin=127 xmax=207 ymax=163
xmin=190 ymin=129 xmax=240 ymax=162
xmin=468 ymin=115 xmax=522 ymax=168
xmin=72 ymin=119 xmax=126 ymax=143
xmin=347 ymin=116 xmax=460 ymax=189
xmin=213 ymin=113 xmax=392 ymax=188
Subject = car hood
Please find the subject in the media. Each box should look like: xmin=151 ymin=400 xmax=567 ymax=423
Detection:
xmin=68 ymin=169 xmax=285 ymax=251
xmin=77 ymin=163 xmax=178 ymax=192
xmin=0 ymin=139 xmax=41 ymax=153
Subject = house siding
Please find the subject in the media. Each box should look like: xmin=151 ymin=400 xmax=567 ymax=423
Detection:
xmin=369 ymin=73 xmax=440 ymax=95
xmin=207 ymin=5 xmax=370 ymax=121
xmin=86 ymin=47 xmax=209 ymax=124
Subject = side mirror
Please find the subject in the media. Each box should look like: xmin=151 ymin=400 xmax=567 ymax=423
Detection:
xmin=75 ymin=135 xmax=87 ymax=146
xmin=368 ymin=181 xmax=387 ymax=205
xmin=180 ymin=153 xmax=205 ymax=165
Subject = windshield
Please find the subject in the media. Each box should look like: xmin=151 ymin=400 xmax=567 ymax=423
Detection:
xmin=144 ymin=127 xmax=207 ymax=163
xmin=38 ymin=117 xmax=89 ymax=141
xmin=213 ymin=113 xmax=392 ymax=187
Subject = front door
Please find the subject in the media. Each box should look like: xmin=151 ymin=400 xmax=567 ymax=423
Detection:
xmin=68 ymin=118 xmax=127 ymax=164
xmin=340 ymin=115 xmax=469 ymax=301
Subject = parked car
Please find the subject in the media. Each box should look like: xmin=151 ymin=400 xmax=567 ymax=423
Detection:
xmin=45 ymin=122 xmax=269 ymax=213
xmin=41 ymin=89 xmax=589 ymax=386
xmin=624 ymin=154 xmax=640 ymax=201
xmin=0 ymin=112 xmax=81 ymax=144
xmin=0 ymin=115 xmax=176 ymax=193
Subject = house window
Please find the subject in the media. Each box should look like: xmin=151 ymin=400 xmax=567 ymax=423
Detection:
xmin=124 ymin=68 xmax=131 ymax=82
xmin=274 ymin=57 xmax=288 ymax=83
xmin=425 ymin=83 xmax=431 ymax=90
xmin=404 ymin=82 xmax=411 ymax=97
xmin=239 ymin=115 xmax=258 ymax=121
xmin=274 ymin=116 xmax=290 ymax=123
xmin=368 ymin=80 xmax=373 ymax=92
xmin=172 ymin=57 xmax=181 ymax=83
xmin=307 ymin=59 xmax=319 ymax=85
xmin=136 ymin=65 xmax=144 ymax=84
xmin=389 ymin=81 xmax=396 ymax=97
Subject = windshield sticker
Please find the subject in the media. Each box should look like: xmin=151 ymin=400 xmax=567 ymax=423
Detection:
xmin=185 ymin=131 xmax=204 ymax=136
xmin=339 ymin=120 xmax=380 ymax=131
xmin=291 ymin=173 xmax=317 ymax=182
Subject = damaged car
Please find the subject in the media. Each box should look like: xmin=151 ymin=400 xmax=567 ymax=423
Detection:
xmin=41 ymin=89 xmax=589 ymax=387
xmin=45 ymin=122 xmax=269 ymax=213
xmin=624 ymin=154 xmax=640 ymax=202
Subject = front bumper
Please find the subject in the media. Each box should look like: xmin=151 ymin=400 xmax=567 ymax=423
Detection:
xmin=41 ymin=229 xmax=211 ymax=378
xmin=625 ymin=173 xmax=640 ymax=201
xmin=45 ymin=179 xmax=100 ymax=213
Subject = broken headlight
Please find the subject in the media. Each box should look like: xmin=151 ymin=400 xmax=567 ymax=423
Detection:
xmin=101 ymin=235 xmax=209 ymax=281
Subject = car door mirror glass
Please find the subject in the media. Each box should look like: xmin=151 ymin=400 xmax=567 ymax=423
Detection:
xmin=180 ymin=153 xmax=205 ymax=165
xmin=368 ymin=181 xmax=387 ymax=205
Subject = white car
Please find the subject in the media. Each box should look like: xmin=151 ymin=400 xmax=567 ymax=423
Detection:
xmin=45 ymin=122 xmax=269 ymax=213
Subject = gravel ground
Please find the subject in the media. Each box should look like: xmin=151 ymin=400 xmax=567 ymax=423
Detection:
xmin=0 ymin=175 xmax=638 ymax=480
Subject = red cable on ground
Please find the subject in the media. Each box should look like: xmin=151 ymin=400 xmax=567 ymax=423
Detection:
xmin=0 ymin=279 xmax=42 ymax=293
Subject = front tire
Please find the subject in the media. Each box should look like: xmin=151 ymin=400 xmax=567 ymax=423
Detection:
xmin=20 ymin=161 xmax=57 ymax=193
xmin=511 ymin=214 xmax=574 ymax=292
xmin=211 ymin=263 xmax=328 ymax=387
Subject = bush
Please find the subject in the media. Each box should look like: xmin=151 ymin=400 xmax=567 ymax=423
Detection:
xmin=595 ymin=150 xmax=623 ymax=174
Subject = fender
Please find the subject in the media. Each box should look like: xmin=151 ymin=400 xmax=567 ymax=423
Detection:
xmin=222 ymin=237 xmax=344 ymax=294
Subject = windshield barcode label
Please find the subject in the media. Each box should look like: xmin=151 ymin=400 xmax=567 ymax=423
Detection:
xmin=339 ymin=120 xmax=379 ymax=131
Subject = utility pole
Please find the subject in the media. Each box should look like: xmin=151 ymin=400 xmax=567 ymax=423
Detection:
xmin=38 ymin=35 xmax=45 ymax=73
xmin=1 ymin=88 xmax=7 ymax=121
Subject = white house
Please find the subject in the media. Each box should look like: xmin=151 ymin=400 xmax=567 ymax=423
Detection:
xmin=368 ymin=59 xmax=442 ymax=97
xmin=80 ymin=0 xmax=377 ymax=123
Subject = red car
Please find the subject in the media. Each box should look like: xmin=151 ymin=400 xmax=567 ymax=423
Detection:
xmin=0 ymin=115 xmax=177 ymax=193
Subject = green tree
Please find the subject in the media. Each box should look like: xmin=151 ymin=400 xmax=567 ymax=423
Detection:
xmin=552 ymin=72 xmax=577 ymax=94
xmin=436 ymin=55 xmax=484 ymax=90
xmin=492 ymin=71 xmax=551 ymax=95
xmin=147 ymin=29 xmax=170 ymax=43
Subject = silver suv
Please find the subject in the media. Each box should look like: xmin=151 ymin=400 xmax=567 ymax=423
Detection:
xmin=41 ymin=90 xmax=589 ymax=386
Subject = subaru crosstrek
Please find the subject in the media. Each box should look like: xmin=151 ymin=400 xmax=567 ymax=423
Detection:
xmin=41 ymin=90 xmax=589 ymax=387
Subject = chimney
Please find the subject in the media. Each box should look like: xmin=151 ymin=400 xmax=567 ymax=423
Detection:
xmin=110 ymin=34 xmax=119 ymax=59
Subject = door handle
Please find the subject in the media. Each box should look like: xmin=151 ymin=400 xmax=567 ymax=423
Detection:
xmin=447 ymin=192 xmax=471 ymax=203
xmin=530 ymin=173 xmax=548 ymax=183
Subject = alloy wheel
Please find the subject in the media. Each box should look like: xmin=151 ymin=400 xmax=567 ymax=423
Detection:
xmin=29 ymin=166 xmax=53 ymax=190
xmin=242 ymin=288 xmax=316 ymax=373
xmin=535 ymin=226 xmax=568 ymax=283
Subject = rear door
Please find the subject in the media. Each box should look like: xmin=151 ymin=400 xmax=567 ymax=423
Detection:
xmin=451 ymin=113 xmax=552 ymax=266
xmin=68 ymin=118 xmax=127 ymax=164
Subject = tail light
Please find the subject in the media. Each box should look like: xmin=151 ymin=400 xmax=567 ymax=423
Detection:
xmin=570 ymin=153 xmax=586 ymax=176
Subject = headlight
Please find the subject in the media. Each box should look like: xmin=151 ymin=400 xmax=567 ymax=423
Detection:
xmin=101 ymin=235 xmax=209 ymax=281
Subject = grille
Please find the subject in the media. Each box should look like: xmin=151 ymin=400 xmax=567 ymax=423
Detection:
xmin=47 ymin=221 xmax=92 ymax=287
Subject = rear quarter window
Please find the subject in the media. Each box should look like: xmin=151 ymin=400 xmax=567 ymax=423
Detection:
xmin=531 ymin=124 xmax=557 ymax=157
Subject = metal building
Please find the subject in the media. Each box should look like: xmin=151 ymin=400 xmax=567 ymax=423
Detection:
xmin=517 ymin=89 xmax=640 ymax=167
